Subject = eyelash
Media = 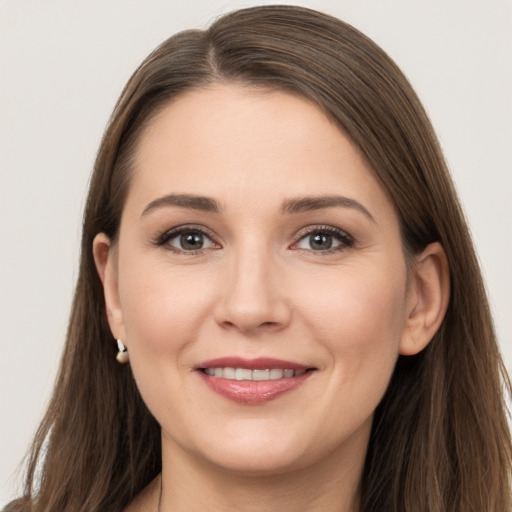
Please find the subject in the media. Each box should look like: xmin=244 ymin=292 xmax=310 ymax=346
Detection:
xmin=153 ymin=224 xmax=354 ymax=255
xmin=154 ymin=224 xmax=219 ymax=254
xmin=292 ymin=225 xmax=354 ymax=254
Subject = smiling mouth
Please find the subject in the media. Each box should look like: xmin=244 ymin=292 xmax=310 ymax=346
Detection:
xmin=200 ymin=367 xmax=309 ymax=380
xmin=196 ymin=357 xmax=316 ymax=403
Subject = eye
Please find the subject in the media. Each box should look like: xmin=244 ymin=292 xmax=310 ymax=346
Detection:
xmin=293 ymin=226 xmax=353 ymax=252
xmin=171 ymin=231 xmax=213 ymax=251
xmin=157 ymin=226 xmax=218 ymax=253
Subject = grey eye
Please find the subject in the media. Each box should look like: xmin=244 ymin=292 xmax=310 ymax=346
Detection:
xmin=180 ymin=232 xmax=204 ymax=250
xmin=168 ymin=231 xmax=215 ymax=251
xmin=309 ymin=233 xmax=334 ymax=250
xmin=295 ymin=231 xmax=343 ymax=251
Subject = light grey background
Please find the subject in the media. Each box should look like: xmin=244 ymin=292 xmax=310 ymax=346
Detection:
xmin=1 ymin=0 xmax=511 ymax=505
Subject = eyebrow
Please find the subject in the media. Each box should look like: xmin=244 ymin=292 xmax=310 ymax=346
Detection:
xmin=281 ymin=195 xmax=375 ymax=222
xmin=141 ymin=193 xmax=375 ymax=222
xmin=141 ymin=194 xmax=222 ymax=217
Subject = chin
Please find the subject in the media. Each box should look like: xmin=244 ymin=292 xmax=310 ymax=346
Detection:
xmin=186 ymin=422 xmax=335 ymax=477
xmin=202 ymin=445 xmax=311 ymax=477
xmin=162 ymin=418 xmax=303 ymax=475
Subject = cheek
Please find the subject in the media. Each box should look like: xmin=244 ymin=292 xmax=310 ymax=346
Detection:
xmin=295 ymin=268 xmax=407 ymax=446
xmin=116 ymin=256 xmax=219 ymax=420
xmin=299 ymin=263 xmax=407 ymax=385
xmin=116 ymin=254 xmax=222 ymax=411
xmin=305 ymin=260 xmax=406 ymax=326
xmin=119 ymin=258 xmax=213 ymax=347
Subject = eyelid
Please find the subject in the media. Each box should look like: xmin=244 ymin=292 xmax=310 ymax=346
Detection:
xmin=290 ymin=224 xmax=354 ymax=252
xmin=152 ymin=223 xmax=353 ymax=254
xmin=154 ymin=224 xmax=221 ymax=253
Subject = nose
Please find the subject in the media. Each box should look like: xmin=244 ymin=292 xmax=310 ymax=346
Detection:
xmin=214 ymin=246 xmax=291 ymax=335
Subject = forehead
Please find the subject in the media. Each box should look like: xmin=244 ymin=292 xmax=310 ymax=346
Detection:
xmin=128 ymin=84 xmax=394 ymax=219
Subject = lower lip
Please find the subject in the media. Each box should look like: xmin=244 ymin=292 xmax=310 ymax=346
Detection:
xmin=198 ymin=371 xmax=313 ymax=404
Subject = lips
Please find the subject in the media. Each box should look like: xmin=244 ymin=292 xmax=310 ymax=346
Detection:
xmin=203 ymin=367 xmax=306 ymax=380
xmin=196 ymin=357 xmax=315 ymax=404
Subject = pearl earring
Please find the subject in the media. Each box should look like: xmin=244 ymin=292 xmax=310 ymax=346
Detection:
xmin=116 ymin=339 xmax=129 ymax=364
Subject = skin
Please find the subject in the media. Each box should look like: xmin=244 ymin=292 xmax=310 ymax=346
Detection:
xmin=94 ymin=85 xmax=449 ymax=511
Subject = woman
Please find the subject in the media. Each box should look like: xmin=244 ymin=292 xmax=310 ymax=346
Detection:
xmin=6 ymin=5 xmax=511 ymax=511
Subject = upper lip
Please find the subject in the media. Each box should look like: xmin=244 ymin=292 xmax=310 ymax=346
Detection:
xmin=196 ymin=357 xmax=312 ymax=371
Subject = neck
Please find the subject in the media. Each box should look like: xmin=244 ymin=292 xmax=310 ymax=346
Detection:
xmin=157 ymin=430 xmax=367 ymax=512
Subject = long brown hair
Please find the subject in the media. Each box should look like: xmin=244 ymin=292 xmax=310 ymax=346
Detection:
xmin=7 ymin=5 xmax=511 ymax=511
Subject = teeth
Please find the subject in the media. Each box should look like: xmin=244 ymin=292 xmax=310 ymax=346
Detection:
xmin=235 ymin=368 xmax=252 ymax=380
xmin=270 ymin=369 xmax=283 ymax=380
xmin=203 ymin=367 xmax=307 ymax=380
xmin=253 ymin=369 xmax=270 ymax=381
xmin=223 ymin=367 xmax=236 ymax=379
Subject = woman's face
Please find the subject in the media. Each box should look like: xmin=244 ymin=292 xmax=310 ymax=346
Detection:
xmin=100 ymin=85 xmax=420 ymax=475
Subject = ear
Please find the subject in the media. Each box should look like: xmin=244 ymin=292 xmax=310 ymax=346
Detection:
xmin=399 ymin=242 xmax=450 ymax=356
xmin=92 ymin=233 xmax=126 ymax=342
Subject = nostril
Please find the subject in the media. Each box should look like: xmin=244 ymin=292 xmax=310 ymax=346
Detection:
xmin=218 ymin=316 xmax=287 ymax=334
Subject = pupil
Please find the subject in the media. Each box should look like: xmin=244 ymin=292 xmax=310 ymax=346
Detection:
xmin=181 ymin=233 xmax=203 ymax=250
xmin=310 ymin=233 xmax=332 ymax=250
